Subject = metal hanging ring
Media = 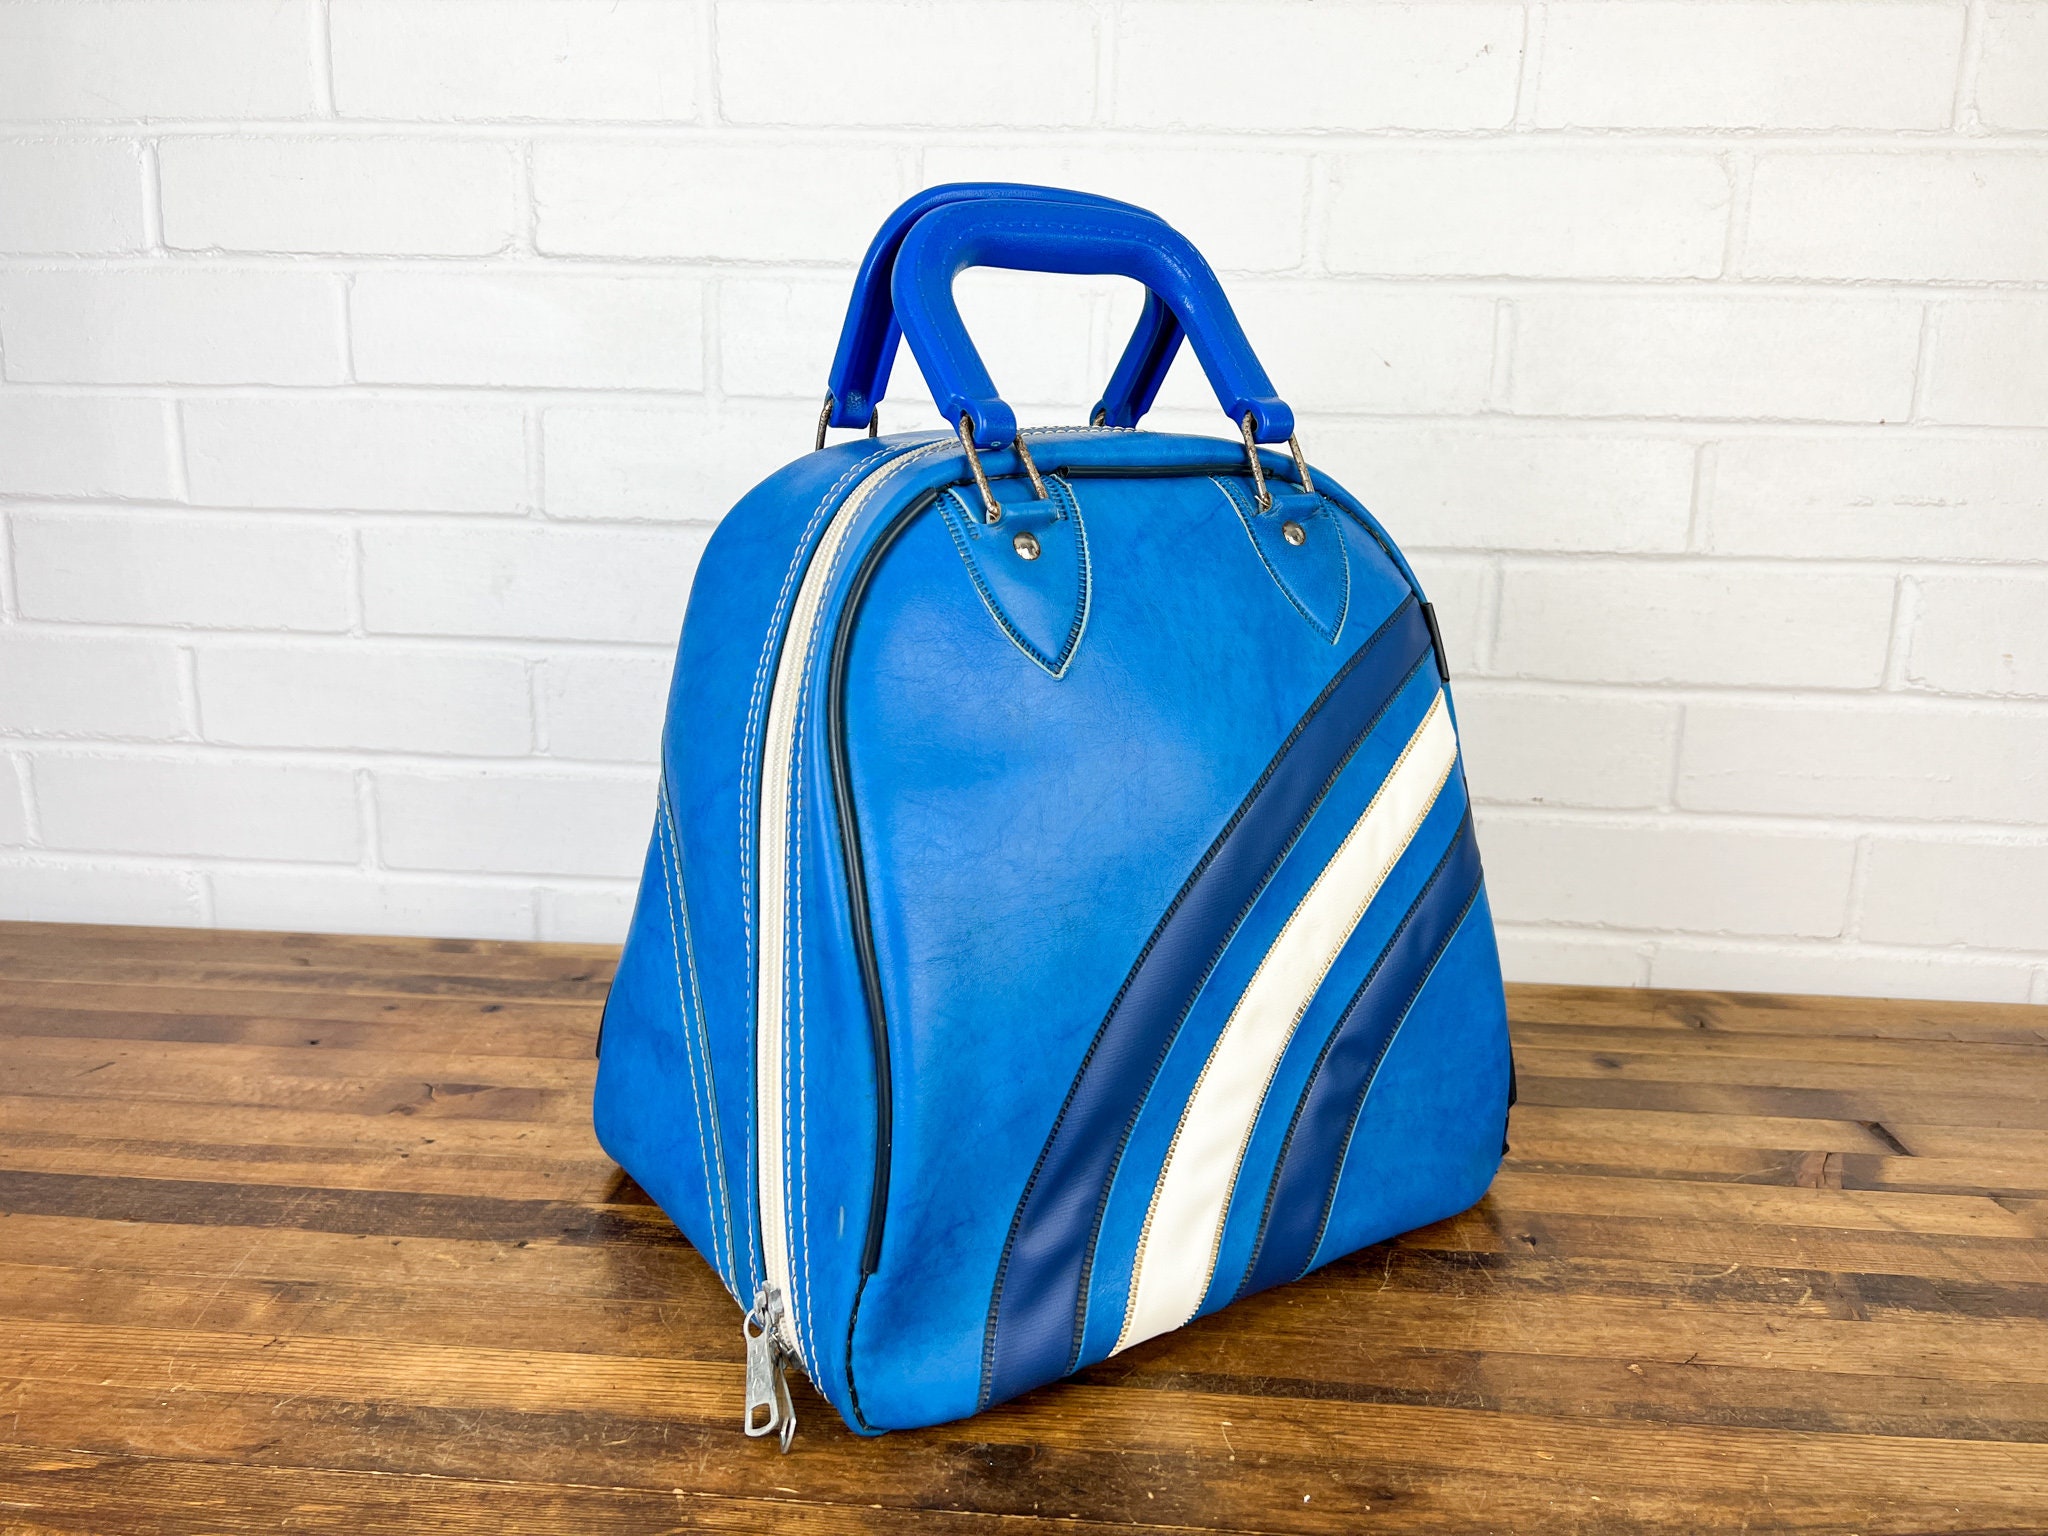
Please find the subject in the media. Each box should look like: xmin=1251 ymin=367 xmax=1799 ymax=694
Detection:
xmin=814 ymin=393 xmax=879 ymax=452
xmin=1241 ymin=415 xmax=1317 ymax=509
xmin=958 ymin=415 xmax=1003 ymax=524
xmin=1240 ymin=412 xmax=1272 ymax=511
xmin=1013 ymin=435 xmax=1049 ymax=501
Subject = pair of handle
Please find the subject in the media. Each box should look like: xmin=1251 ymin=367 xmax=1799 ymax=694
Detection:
xmin=822 ymin=183 xmax=1295 ymax=451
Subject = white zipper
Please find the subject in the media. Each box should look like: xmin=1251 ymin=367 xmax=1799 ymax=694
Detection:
xmin=753 ymin=439 xmax=951 ymax=1371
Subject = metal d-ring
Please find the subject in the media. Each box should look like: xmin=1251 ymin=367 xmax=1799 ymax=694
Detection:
xmin=815 ymin=393 xmax=879 ymax=453
xmin=958 ymin=415 xmax=1003 ymax=524
xmin=957 ymin=416 xmax=1049 ymax=524
xmin=1240 ymin=413 xmax=1316 ymax=510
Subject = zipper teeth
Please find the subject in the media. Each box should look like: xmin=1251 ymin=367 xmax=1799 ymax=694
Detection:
xmin=756 ymin=438 xmax=951 ymax=1365
xmin=755 ymin=425 xmax=1145 ymax=1367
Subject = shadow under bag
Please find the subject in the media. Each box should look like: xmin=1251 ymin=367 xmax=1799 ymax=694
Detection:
xmin=593 ymin=185 xmax=1514 ymax=1442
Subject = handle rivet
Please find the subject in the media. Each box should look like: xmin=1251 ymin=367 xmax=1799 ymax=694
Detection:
xmin=1281 ymin=520 xmax=1306 ymax=547
xmin=1012 ymin=530 xmax=1041 ymax=561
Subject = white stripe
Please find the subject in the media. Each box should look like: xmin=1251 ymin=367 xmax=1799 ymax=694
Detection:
xmin=756 ymin=439 xmax=950 ymax=1359
xmin=1116 ymin=690 xmax=1459 ymax=1354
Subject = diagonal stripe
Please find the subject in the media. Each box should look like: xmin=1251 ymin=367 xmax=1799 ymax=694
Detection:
xmin=1115 ymin=691 xmax=1460 ymax=1353
xmin=1235 ymin=810 xmax=1485 ymax=1301
xmin=981 ymin=598 xmax=1435 ymax=1410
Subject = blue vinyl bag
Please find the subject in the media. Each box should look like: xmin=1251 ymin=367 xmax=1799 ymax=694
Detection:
xmin=592 ymin=186 xmax=1513 ymax=1442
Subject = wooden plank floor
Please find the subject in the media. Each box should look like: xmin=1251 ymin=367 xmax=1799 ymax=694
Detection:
xmin=2 ymin=922 xmax=2045 ymax=1534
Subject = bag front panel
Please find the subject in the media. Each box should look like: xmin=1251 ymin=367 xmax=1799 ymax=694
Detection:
xmin=833 ymin=437 xmax=1501 ymax=1428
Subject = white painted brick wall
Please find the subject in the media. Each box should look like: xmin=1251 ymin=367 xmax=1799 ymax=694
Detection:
xmin=1 ymin=0 xmax=2042 ymax=1000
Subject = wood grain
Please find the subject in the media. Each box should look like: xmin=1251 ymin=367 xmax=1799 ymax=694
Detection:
xmin=1 ymin=920 xmax=2044 ymax=1533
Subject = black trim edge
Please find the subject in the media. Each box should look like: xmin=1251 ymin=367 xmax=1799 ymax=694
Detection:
xmin=827 ymin=485 xmax=944 ymax=1278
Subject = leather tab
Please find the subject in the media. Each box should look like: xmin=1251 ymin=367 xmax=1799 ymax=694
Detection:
xmin=938 ymin=476 xmax=1091 ymax=678
xmin=1217 ymin=478 xmax=1350 ymax=644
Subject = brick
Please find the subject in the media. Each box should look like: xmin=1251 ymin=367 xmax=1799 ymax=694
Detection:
xmin=1536 ymin=2 xmax=1962 ymax=129
xmin=0 ymin=269 xmax=345 ymax=385
xmin=1318 ymin=426 xmax=1695 ymax=554
xmin=1701 ymin=435 xmax=2048 ymax=563
xmin=196 ymin=644 xmax=534 ymax=755
xmin=717 ymin=277 xmax=856 ymax=402
xmin=541 ymin=400 xmax=818 ymax=521
xmin=1862 ymin=840 xmax=2048 ymax=952
xmin=1454 ymin=687 xmax=1678 ymax=810
xmin=0 ymin=139 xmax=145 ymax=252
xmin=1745 ymin=154 xmax=2048 ymax=282
xmin=1649 ymin=940 xmax=2038 ymax=1004
xmin=0 ymin=856 xmax=204 ymax=924
xmin=0 ymin=632 xmax=186 ymax=738
xmin=1490 ymin=926 xmax=1652 ymax=987
xmin=0 ymin=0 xmax=316 ymax=120
xmin=1678 ymin=701 xmax=2048 ymax=822
xmin=360 ymin=523 xmax=710 ymax=643
xmin=1905 ymin=575 xmax=2048 ymax=699
xmin=1155 ymin=284 xmax=1497 ymax=417
xmin=1978 ymin=4 xmax=2048 ymax=130
xmin=183 ymin=397 xmax=526 ymax=513
xmin=1507 ymin=294 xmax=1921 ymax=423
xmin=1327 ymin=148 xmax=1730 ymax=280
xmin=1924 ymin=300 xmax=2048 ymax=427
xmin=12 ymin=509 xmax=352 ymax=630
xmin=920 ymin=146 xmax=1311 ymax=274
xmin=32 ymin=753 xmax=360 ymax=861
xmin=209 ymin=869 xmax=537 ymax=940
xmin=932 ymin=270 xmax=1132 ymax=415
xmin=1480 ymin=818 xmax=1856 ymax=938
xmin=1113 ymin=1 xmax=1522 ymax=130
xmin=375 ymin=767 xmax=654 ymax=877
xmin=0 ymin=757 xmax=24 ymax=844
xmin=719 ymin=1 xmax=1096 ymax=127
xmin=351 ymin=271 xmax=704 ymax=390
xmin=0 ymin=395 xmax=172 ymax=499
xmin=1401 ymin=554 xmax=1487 ymax=674
xmin=537 ymin=651 xmax=671 ymax=763
xmin=160 ymin=137 xmax=518 ymax=256
xmin=1492 ymin=564 xmax=1897 ymax=689
xmin=537 ymin=883 xmax=635 ymax=942
xmin=534 ymin=141 xmax=908 ymax=261
xmin=330 ymin=0 xmax=700 ymax=121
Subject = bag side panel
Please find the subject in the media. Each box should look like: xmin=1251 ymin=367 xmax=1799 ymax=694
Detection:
xmin=593 ymin=818 xmax=740 ymax=1295
xmin=595 ymin=436 xmax=921 ymax=1312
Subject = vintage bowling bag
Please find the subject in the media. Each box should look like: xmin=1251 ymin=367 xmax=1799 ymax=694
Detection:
xmin=593 ymin=184 xmax=1513 ymax=1443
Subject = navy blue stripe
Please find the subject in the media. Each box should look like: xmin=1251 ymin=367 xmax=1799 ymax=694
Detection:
xmin=1236 ymin=810 xmax=1485 ymax=1300
xmin=980 ymin=597 xmax=1435 ymax=1409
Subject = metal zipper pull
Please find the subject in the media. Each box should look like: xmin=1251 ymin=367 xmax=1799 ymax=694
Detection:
xmin=743 ymin=1283 xmax=796 ymax=1452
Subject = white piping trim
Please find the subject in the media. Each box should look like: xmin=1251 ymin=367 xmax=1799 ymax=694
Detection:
xmin=755 ymin=440 xmax=950 ymax=1361
xmin=1116 ymin=691 xmax=1459 ymax=1354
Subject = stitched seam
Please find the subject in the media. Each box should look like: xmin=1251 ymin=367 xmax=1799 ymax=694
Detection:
xmin=977 ymin=604 xmax=1426 ymax=1401
xmin=767 ymin=438 xmax=953 ymax=1375
xmin=936 ymin=477 xmax=1092 ymax=678
xmin=1120 ymin=690 xmax=1451 ymax=1345
xmin=665 ymin=777 xmax=739 ymax=1295
xmin=1306 ymin=865 xmax=1483 ymax=1276
xmin=1238 ymin=816 xmax=1469 ymax=1298
xmin=1212 ymin=476 xmax=1349 ymax=644
xmin=655 ymin=795 xmax=729 ymax=1291
xmin=739 ymin=447 xmax=895 ymax=1293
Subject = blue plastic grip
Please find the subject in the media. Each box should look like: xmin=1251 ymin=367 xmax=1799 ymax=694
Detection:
xmin=823 ymin=183 xmax=1185 ymax=432
xmin=892 ymin=199 xmax=1294 ymax=449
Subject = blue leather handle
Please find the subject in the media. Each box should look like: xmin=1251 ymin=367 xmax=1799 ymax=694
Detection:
xmin=824 ymin=183 xmax=1185 ymax=431
xmin=892 ymin=200 xmax=1293 ymax=449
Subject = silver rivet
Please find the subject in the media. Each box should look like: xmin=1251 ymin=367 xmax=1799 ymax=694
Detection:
xmin=1281 ymin=520 xmax=1306 ymax=547
xmin=1012 ymin=530 xmax=1041 ymax=561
